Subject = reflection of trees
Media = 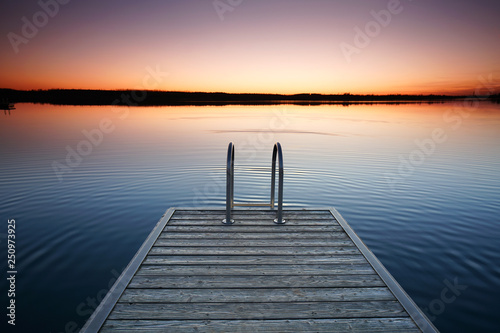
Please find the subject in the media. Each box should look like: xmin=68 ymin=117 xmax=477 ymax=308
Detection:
xmin=1 ymin=99 xmax=15 ymax=115
xmin=489 ymin=94 xmax=500 ymax=103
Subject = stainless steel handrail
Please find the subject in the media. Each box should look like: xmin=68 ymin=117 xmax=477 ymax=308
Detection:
xmin=222 ymin=142 xmax=235 ymax=224
xmin=272 ymin=142 xmax=285 ymax=224
xmin=223 ymin=142 xmax=284 ymax=224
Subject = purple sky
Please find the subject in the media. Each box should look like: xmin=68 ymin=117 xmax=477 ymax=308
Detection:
xmin=1 ymin=0 xmax=499 ymax=94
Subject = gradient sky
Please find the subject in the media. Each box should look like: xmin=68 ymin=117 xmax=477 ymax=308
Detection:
xmin=1 ymin=0 xmax=499 ymax=94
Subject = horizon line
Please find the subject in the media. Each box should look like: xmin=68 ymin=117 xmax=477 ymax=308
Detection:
xmin=3 ymin=87 xmax=497 ymax=97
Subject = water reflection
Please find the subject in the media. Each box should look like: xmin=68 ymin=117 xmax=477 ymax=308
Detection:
xmin=0 ymin=102 xmax=499 ymax=332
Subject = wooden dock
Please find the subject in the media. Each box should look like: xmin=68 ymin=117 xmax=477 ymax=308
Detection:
xmin=81 ymin=208 xmax=438 ymax=332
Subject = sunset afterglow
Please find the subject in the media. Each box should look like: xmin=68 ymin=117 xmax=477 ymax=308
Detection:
xmin=1 ymin=0 xmax=499 ymax=94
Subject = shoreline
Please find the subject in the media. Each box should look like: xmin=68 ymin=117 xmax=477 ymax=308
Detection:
xmin=2 ymin=88 xmax=497 ymax=107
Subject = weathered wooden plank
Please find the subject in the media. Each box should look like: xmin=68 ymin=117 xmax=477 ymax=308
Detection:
xmin=119 ymin=287 xmax=395 ymax=303
xmin=170 ymin=215 xmax=337 ymax=221
xmin=172 ymin=211 xmax=333 ymax=216
xmin=142 ymin=254 xmax=368 ymax=265
xmin=101 ymin=318 xmax=420 ymax=332
xmin=83 ymin=208 xmax=434 ymax=333
xmin=108 ymin=301 xmax=407 ymax=320
xmin=149 ymin=246 xmax=360 ymax=256
xmin=154 ymin=238 xmax=351 ymax=247
xmin=161 ymin=225 xmax=342 ymax=232
xmin=136 ymin=263 xmax=375 ymax=276
xmin=158 ymin=231 xmax=343 ymax=239
xmin=172 ymin=210 xmax=334 ymax=216
xmin=168 ymin=219 xmax=337 ymax=225
xmin=128 ymin=274 xmax=385 ymax=289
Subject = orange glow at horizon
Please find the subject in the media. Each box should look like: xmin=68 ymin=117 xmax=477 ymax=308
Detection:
xmin=1 ymin=1 xmax=499 ymax=95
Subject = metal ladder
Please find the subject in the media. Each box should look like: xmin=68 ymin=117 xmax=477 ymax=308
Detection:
xmin=222 ymin=142 xmax=285 ymax=225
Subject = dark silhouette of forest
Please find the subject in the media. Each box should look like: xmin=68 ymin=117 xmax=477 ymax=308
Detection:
xmin=489 ymin=93 xmax=500 ymax=103
xmin=0 ymin=88 xmax=497 ymax=106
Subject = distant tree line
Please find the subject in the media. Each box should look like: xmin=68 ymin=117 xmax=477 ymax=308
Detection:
xmin=1 ymin=88 xmax=496 ymax=106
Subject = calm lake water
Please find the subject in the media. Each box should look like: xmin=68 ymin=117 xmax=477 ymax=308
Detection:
xmin=1 ymin=102 xmax=499 ymax=332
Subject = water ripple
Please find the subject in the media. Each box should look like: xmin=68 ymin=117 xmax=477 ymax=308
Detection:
xmin=1 ymin=103 xmax=499 ymax=332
